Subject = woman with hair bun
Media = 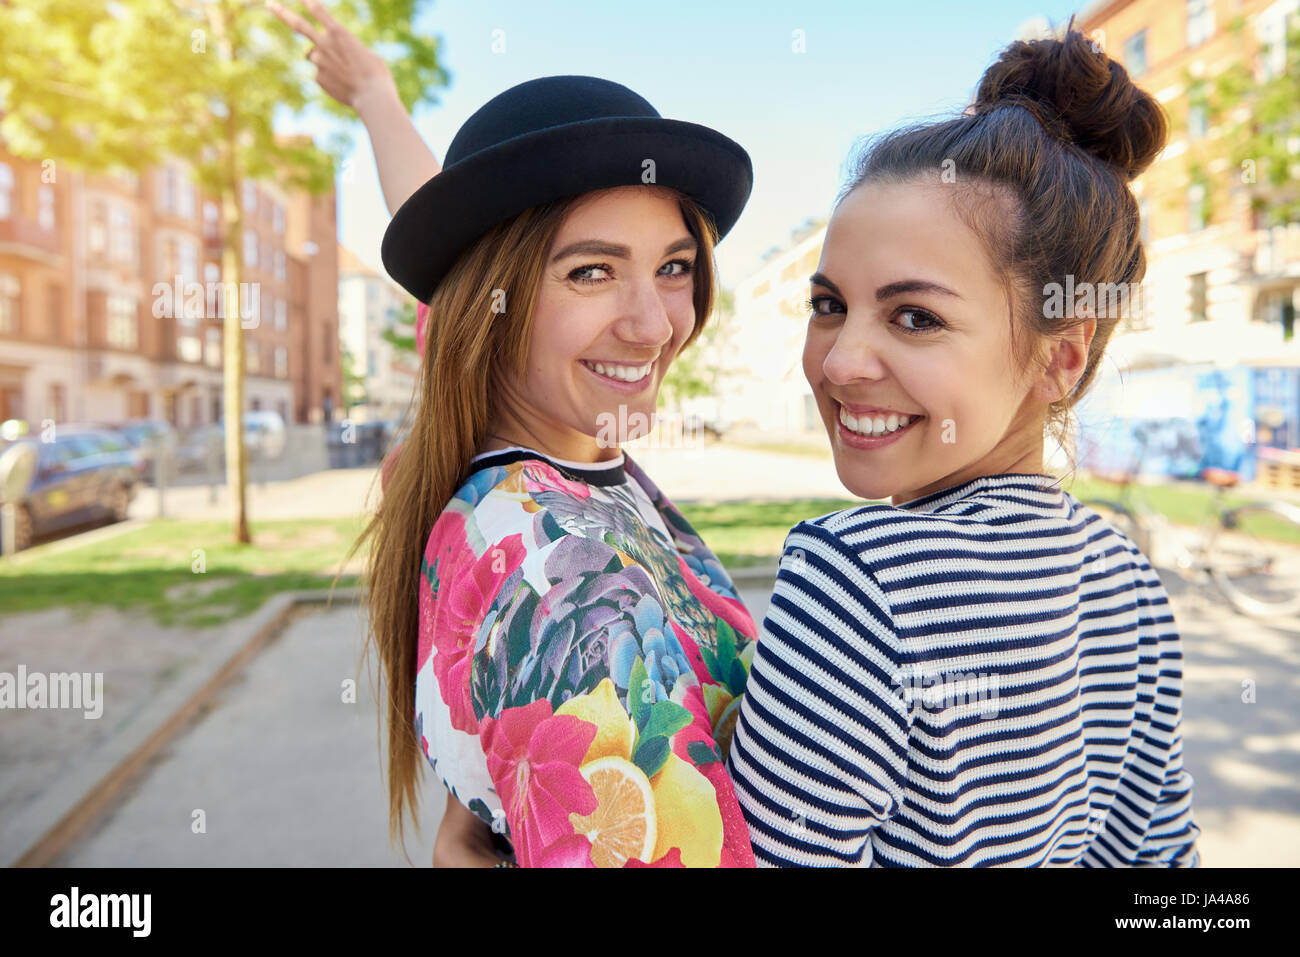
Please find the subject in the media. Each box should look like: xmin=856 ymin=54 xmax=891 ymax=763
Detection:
xmin=727 ymin=20 xmax=1202 ymax=867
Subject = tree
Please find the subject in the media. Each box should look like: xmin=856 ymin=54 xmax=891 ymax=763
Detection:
xmin=0 ymin=0 xmax=447 ymax=542
xmin=660 ymin=286 xmax=736 ymax=408
xmin=381 ymin=298 xmax=419 ymax=354
xmin=342 ymin=345 xmax=369 ymax=413
xmin=1198 ymin=12 xmax=1300 ymax=230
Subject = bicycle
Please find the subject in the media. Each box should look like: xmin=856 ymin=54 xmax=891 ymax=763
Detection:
xmin=1080 ymin=428 xmax=1300 ymax=618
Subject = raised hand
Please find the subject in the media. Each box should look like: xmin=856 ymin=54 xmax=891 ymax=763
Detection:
xmin=266 ymin=0 xmax=396 ymax=113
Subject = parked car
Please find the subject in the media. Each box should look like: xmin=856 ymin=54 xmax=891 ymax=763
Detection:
xmin=242 ymin=411 xmax=287 ymax=461
xmin=115 ymin=419 xmax=175 ymax=482
xmin=173 ymin=425 xmax=224 ymax=474
xmin=0 ymin=429 xmax=140 ymax=551
xmin=172 ymin=412 xmax=287 ymax=473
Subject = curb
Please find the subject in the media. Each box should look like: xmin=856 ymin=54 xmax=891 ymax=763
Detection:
xmin=0 ymin=587 xmax=362 ymax=868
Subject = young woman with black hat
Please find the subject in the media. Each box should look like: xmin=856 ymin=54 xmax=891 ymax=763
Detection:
xmin=323 ymin=62 xmax=760 ymax=866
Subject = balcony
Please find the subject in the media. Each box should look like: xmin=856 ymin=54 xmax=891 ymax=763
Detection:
xmin=0 ymin=218 xmax=61 ymax=264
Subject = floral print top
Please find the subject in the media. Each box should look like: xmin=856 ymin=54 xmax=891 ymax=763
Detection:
xmin=415 ymin=446 xmax=758 ymax=867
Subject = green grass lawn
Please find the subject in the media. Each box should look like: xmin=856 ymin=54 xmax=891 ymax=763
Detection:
xmin=3 ymin=476 xmax=1295 ymax=625
xmin=679 ymin=477 xmax=1300 ymax=568
xmin=0 ymin=516 xmax=365 ymax=627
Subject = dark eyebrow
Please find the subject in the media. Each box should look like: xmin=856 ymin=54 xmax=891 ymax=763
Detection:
xmin=810 ymin=272 xmax=963 ymax=302
xmin=551 ymin=236 xmax=698 ymax=263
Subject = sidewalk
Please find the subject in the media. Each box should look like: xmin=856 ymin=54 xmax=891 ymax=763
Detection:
xmin=42 ymin=600 xmax=439 ymax=867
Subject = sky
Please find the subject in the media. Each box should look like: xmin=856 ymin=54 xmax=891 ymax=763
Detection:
xmin=287 ymin=0 xmax=1095 ymax=290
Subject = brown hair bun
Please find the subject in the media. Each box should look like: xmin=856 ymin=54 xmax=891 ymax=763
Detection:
xmin=973 ymin=23 xmax=1167 ymax=180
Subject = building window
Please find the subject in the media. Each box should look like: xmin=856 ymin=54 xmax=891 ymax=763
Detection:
xmin=158 ymin=167 xmax=174 ymax=212
xmin=177 ymin=334 xmax=202 ymax=363
xmin=0 ymin=273 xmax=20 ymax=334
xmin=243 ymin=181 xmax=257 ymax=214
xmin=1123 ymin=29 xmax=1148 ymax=77
xmin=274 ymin=346 xmax=288 ymax=378
xmin=201 ymin=262 xmax=221 ymax=322
xmin=244 ymin=229 xmax=258 ymax=268
xmin=1187 ymin=0 xmax=1214 ymax=48
xmin=89 ymin=199 xmax=108 ymax=253
xmin=203 ymin=200 xmax=220 ymax=239
xmin=1188 ymin=182 xmax=1207 ymax=232
xmin=274 ymin=250 xmax=286 ymax=282
xmin=179 ymin=239 xmax=198 ymax=284
xmin=272 ymin=203 xmax=285 ymax=235
xmin=1188 ymin=81 xmax=1208 ymax=140
xmin=159 ymin=236 xmax=178 ymax=280
xmin=37 ymin=185 xmax=55 ymax=230
xmin=47 ymin=383 xmax=66 ymax=423
xmin=0 ymin=163 xmax=14 ymax=220
xmin=205 ymin=328 xmax=222 ymax=367
xmin=1189 ymin=272 xmax=1208 ymax=322
xmin=110 ymin=206 xmax=135 ymax=263
xmin=246 ymin=338 xmax=261 ymax=375
xmin=274 ymin=297 xmax=286 ymax=331
xmin=1257 ymin=4 xmax=1293 ymax=81
xmin=106 ymin=294 xmax=139 ymax=350
xmin=178 ymin=175 xmax=195 ymax=220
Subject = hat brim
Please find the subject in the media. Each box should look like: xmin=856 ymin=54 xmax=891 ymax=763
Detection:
xmin=380 ymin=116 xmax=753 ymax=303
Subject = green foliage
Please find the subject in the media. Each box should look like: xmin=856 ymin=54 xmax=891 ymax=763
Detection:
xmin=659 ymin=285 xmax=736 ymax=407
xmin=382 ymin=299 xmax=420 ymax=355
xmin=1209 ymin=10 xmax=1300 ymax=228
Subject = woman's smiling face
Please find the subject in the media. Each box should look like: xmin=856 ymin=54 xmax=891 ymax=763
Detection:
xmin=492 ymin=185 xmax=700 ymax=463
xmin=804 ymin=177 xmax=1058 ymax=505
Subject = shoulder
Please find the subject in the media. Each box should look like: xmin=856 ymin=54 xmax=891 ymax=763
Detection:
xmin=783 ymin=502 xmax=956 ymax=588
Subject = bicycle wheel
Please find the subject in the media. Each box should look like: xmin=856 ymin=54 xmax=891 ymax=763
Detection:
xmin=1207 ymin=502 xmax=1300 ymax=618
xmin=1080 ymin=499 xmax=1146 ymax=555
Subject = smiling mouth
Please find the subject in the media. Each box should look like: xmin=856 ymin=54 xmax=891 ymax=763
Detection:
xmin=836 ymin=402 xmax=924 ymax=437
xmin=580 ymin=359 xmax=654 ymax=385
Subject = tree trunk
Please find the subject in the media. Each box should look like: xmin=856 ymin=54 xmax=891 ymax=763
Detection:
xmin=221 ymin=173 xmax=250 ymax=545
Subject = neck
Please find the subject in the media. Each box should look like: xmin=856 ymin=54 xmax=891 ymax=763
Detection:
xmin=482 ymin=408 xmax=620 ymax=465
xmin=891 ymin=430 xmax=1046 ymax=507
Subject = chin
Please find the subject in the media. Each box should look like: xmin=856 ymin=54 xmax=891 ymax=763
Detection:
xmin=832 ymin=459 xmax=899 ymax=503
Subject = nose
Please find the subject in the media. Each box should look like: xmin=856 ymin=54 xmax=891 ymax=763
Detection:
xmin=822 ymin=314 xmax=888 ymax=385
xmin=613 ymin=274 xmax=675 ymax=349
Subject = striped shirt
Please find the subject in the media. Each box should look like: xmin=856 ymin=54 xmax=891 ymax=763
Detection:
xmin=727 ymin=471 xmax=1201 ymax=867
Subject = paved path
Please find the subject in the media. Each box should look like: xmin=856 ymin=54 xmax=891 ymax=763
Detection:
xmin=53 ymin=602 xmax=440 ymax=867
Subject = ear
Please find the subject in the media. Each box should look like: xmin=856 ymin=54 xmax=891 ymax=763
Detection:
xmin=1035 ymin=315 xmax=1098 ymax=404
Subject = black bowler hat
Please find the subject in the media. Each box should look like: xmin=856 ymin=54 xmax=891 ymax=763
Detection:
xmin=380 ymin=75 xmax=753 ymax=303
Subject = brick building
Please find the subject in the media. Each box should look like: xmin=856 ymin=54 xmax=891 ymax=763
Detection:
xmin=1078 ymin=0 xmax=1300 ymax=367
xmin=0 ymin=138 xmax=341 ymax=429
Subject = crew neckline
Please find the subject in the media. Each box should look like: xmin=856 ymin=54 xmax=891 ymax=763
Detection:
xmin=469 ymin=445 xmax=627 ymax=487
xmin=894 ymin=472 xmax=1065 ymax=513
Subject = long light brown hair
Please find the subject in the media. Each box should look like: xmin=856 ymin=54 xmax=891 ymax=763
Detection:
xmin=355 ymin=187 xmax=720 ymax=850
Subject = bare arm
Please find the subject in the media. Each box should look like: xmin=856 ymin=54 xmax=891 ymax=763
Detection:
xmin=266 ymin=0 xmax=440 ymax=216
xmin=433 ymin=791 xmax=507 ymax=868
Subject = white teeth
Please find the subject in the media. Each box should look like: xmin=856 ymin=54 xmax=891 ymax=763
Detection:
xmin=585 ymin=360 xmax=652 ymax=382
xmin=838 ymin=405 xmax=918 ymax=436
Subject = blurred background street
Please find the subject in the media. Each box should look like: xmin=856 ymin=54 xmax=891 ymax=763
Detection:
xmin=3 ymin=0 xmax=1300 ymax=867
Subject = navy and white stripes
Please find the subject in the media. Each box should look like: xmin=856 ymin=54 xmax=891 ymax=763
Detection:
xmin=727 ymin=472 xmax=1201 ymax=867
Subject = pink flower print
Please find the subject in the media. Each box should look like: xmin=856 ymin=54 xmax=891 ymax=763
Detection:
xmin=423 ymin=517 xmax=527 ymax=733
xmin=479 ymin=700 xmax=599 ymax=868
